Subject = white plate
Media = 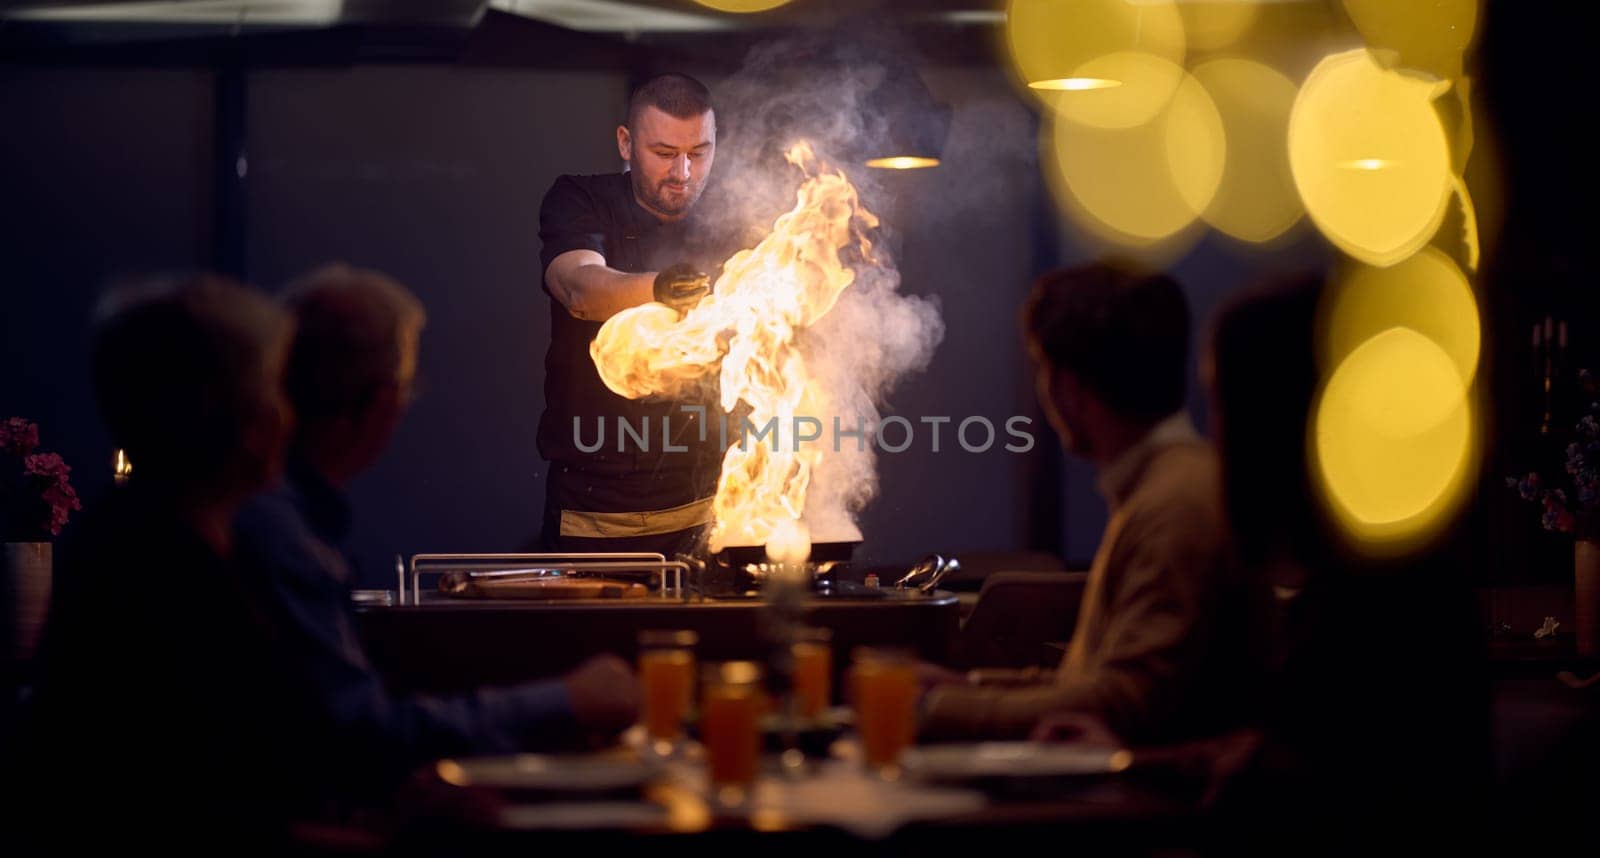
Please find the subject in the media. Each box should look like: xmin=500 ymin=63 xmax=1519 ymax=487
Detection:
xmin=435 ymin=753 xmax=661 ymax=793
xmin=902 ymin=742 xmax=1130 ymax=781
xmin=497 ymin=801 xmax=668 ymax=830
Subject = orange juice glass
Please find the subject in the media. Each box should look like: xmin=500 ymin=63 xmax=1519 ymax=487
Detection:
xmin=638 ymin=629 xmax=697 ymax=743
xmin=791 ymin=627 xmax=833 ymax=720
xmin=851 ymin=647 xmax=918 ymax=773
xmin=701 ymin=661 xmax=764 ymax=800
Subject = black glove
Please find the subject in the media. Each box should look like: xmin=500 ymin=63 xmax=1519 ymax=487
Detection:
xmin=653 ymin=263 xmax=712 ymax=315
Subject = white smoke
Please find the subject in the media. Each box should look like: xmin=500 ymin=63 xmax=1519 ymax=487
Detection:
xmin=702 ymin=32 xmax=947 ymax=545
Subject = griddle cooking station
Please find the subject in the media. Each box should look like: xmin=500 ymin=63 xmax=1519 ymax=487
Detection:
xmin=356 ymin=549 xmax=960 ymax=695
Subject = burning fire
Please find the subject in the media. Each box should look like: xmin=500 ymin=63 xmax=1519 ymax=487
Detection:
xmin=591 ymin=141 xmax=876 ymax=552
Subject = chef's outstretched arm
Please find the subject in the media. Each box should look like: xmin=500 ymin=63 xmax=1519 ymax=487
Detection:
xmin=545 ymin=248 xmax=656 ymax=322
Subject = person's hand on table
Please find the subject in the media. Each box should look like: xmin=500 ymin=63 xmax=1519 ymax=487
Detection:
xmin=563 ymin=654 xmax=639 ymax=738
xmin=915 ymin=661 xmax=966 ymax=692
xmin=965 ymin=666 xmax=1055 ymax=687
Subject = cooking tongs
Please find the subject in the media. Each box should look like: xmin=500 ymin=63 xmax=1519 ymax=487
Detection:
xmin=400 ymin=553 xmax=691 ymax=605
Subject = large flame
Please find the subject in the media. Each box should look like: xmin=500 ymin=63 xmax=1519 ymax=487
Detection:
xmin=591 ymin=141 xmax=876 ymax=552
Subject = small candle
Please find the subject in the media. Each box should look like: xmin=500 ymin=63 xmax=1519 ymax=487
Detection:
xmin=112 ymin=448 xmax=133 ymax=486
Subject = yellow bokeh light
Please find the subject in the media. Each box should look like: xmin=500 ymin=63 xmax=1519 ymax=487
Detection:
xmin=1322 ymin=247 xmax=1479 ymax=386
xmin=1219 ymin=0 xmax=1343 ymax=85
xmin=1006 ymin=0 xmax=1185 ymax=125
xmin=864 ymin=156 xmax=940 ymax=170
xmin=1314 ymin=327 xmax=1475 ymax=549
xmin=1044 ymin=70 xmax=1225 ymax=244
xmin=692 ymin=0 xmax=792 ymax=12
xmin=1041 ymin=50 xmax=1189 ymax=129
xmin=1180 ymin=1 xmax=1260 ymax=53
xmin=1191 ymin=57 xmax=1303 ymax=244
xmin=1289 ymin=48 xmax=1454 ymax=267
xmin=1338 ymin=159 xmax=1396 ymax=171
xmin=1029 ymin=78 xmax=1122 ymax=92
xmin=1342 ymin=0 xmax=1479 ymax=80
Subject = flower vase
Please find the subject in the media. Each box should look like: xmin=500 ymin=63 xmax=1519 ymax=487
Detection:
xmin=3 ymin=542 xmax=52 ymax=663
xmin=1576 ymin=539 xmax=1600 ymax=658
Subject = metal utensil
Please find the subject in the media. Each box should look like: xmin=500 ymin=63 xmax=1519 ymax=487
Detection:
xmin=896 ymin=553 xmax=961 ymax=593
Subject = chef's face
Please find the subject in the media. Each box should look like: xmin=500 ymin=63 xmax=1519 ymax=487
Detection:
xmin=618 ymin=105 xmax=716 ymax=221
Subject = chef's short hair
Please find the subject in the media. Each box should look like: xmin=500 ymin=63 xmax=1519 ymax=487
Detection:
xmin=626 ymin=73 xmax=714 ymax=129
xmin=1024 ymin=260 xmax=1190 ymax=423
xmin=280 ymin=263 xmax=425 ymax=420
xmin=91 ymin=273 xmax=292 ymax=480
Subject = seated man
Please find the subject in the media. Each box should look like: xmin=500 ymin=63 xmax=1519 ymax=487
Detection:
xmin=920 ymin=261 xmax=1257 ymax=745
xmin=234 ymin=264 xmax=636 ymax=802
xmin=29 ymin=275 xmax=308 ymax=842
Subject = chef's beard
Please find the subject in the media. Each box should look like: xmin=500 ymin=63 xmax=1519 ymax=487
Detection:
xmin=633 ymin=172 xmax=705 ymax=219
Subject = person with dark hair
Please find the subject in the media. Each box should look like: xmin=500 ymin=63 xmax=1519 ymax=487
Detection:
xmin=1203 ymin=274 xmax=1489 ymax=847
xmin=27 ymin=275 xmax=307 ymax=845
xmin=536 ymin=72 xmax=729 ymax=556
xmin=233 ymin=264 xmax=639 ymax=811
xmin=920 ymin=260 xmax=1257 ymax=745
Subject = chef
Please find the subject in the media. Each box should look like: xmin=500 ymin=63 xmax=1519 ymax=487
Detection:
xmin=536 ymin=72 xmax=727 ymax=556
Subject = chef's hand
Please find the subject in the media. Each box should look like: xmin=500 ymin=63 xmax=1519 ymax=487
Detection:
xmin=563 ymin=654 xmax=639 ymax=737
xmin=652 ymin=263 xmax=712 ymax=315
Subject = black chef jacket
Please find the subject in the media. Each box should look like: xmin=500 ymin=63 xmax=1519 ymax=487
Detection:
xmin=536 ymin=171 xmax=729 ymax=554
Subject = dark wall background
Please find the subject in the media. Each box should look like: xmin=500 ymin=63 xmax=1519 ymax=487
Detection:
xmin=2 ymin=3 xmax=1577 ymax=587
xmin=244 ymin=65 xmax=627 ymax=584
xmin=0 ymin=58 xmax=1057 ymax=584
xmin=1 ymin=66 xmax=215 ymax=531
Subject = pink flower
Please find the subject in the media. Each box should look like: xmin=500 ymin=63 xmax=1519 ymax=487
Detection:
xmin=0 ymin=418 xmax=39 ymax=456
xmin=40 ymin=481 xmax=81 ymax=537
xmin=3 ymin=420 xmax=79 ymax=540
xmin=24 ymin=452 xmax=69 ymax=479
xmin=1543 ymin=494 xmax=1577 ymax=533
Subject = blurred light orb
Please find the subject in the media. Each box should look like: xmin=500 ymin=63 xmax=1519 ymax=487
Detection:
xmin=1180 ymin=1 xmax=1260 ymax=53
xmin=1342 ymin=0 xmax=1479 ymax=80
xmin=1046 ymin=50 xmax=1188 ymax=129
xmin=1006 ymin=0 xmax=1185 ymax=126
xmin=1340 ymin=158 xmax=1395 ymax=171
xmin=1322 ymin=247 xmax=1480 ymax=386
xmin=1045 ymin=70 xmax=1224 ymax=243
xmin=864 ymin=157 xmax=941 ymax=170
xmin=1029 ymin=78 xmax=1122 ymax=92
xmin=693 ymin=0 xmax=793 ymax=12
xmin=1314 ymin=326 xmax=1475 ymax=548
xmin=1289 ymin=48 xmax=1453 ymax=267
xmin=1191 ymin=57 xmax=1303 ymax=243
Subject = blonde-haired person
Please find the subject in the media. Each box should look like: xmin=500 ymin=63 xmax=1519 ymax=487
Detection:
xmin=235 ymin=263 xmax=637 ymax=812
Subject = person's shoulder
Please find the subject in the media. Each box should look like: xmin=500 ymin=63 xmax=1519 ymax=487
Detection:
xmin=541 ymin=173 xmax=631 ymax=232
xmin=1125 ymin=441 xmax=1225 ymax=535
xmin=564 ymin=171 xmax=627 ymax=188
xmin=54 ymin=491 xmax=130 ymax=585
xmin=58 ymin=488 xmax=222 ymax=600
xmin=1145 ymin=440 xmax=1221 ymax=494
xmin=237 ymin=486 xmax=344 ymax=587
xmin=237 ymin=484 xmax=309 ymax=543
xmin=545 ymin=172 xmax=626 ymax=201
xmin=63 ymin=487 xmax=195 ymax=560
